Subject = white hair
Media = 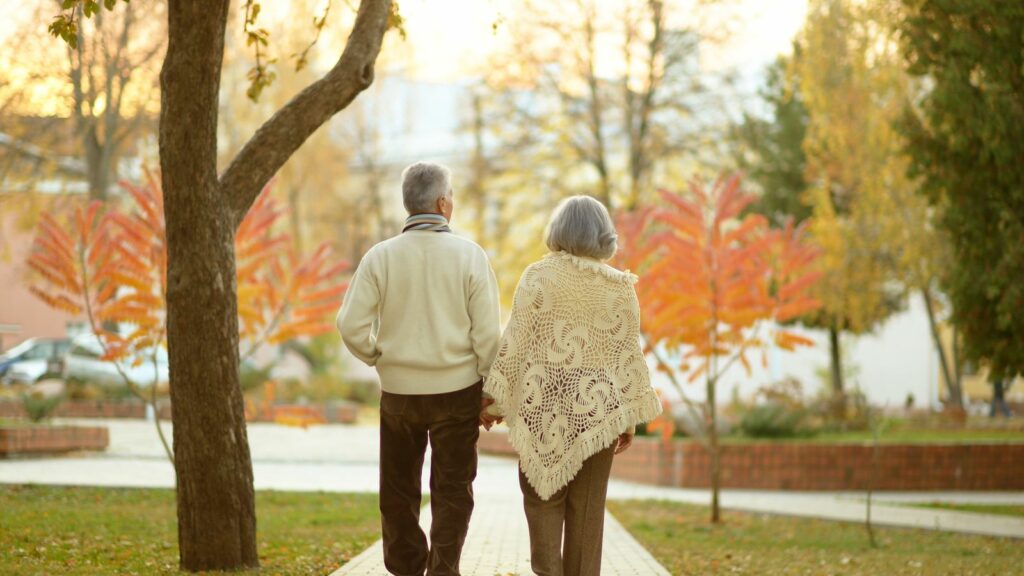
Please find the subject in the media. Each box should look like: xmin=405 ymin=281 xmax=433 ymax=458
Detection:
xmin=545 ymin=195 xmax=618 ymax=260
xmin=401 ymin=162 xmax=452 ymax=214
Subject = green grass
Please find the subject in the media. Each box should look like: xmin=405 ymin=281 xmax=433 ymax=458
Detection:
xmin=907 ymin=502 xmax=1024 ymax=518
xmin=0 ymin=418 xmax=33 ymax=428
xmin=609 ymin=500 xmax=1024 ymax=576
xmin=0 ymin=484 xmax=380 ymax=575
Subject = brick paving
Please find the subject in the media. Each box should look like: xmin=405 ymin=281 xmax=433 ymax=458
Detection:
xmin=332 ymin=494 xmax=670 ymax=576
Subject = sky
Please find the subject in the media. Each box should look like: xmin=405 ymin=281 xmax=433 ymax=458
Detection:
xmin=393 ymin=0 xmax=809 ymax=81
xmin=0 ymin=0 xmax=810 ymax=103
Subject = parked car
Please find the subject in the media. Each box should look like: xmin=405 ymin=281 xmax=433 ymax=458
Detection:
xmin=0 ymin=338 xmax=71 ymax=386
xmin=63 ymin=334 xmax=169 ymax=389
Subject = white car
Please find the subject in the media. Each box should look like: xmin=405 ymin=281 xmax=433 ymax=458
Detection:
xmin=0 ymin=338 xmax=70 ymax=386
xmin=2 ymin=360 xmax=51 ymax=387
xmin=63 ymin=334 xmax=169 ymax=389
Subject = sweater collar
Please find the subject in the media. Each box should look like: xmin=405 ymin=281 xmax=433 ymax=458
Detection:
xmin=403 ymin=213 xmax=451 ymax=233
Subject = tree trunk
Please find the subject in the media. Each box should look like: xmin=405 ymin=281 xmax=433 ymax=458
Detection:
xmin=159 ymin=0 xmax=389 ymax=570
xmin=160 ymin=1 xmax=257 ymax=571
xmin=287 ymin=184 xmax=305 ymax=255
xmin=707 ymin=370 xmax=720 ymax=524
xmin=990 ymin=378 xmax=1011 ymax=418
xmin=952 ymin=328 xmax=963 ymax=399
xmin=828 ymin=325 xmax=845 ymax=418
xmin=84 ymin=127 xmax=110 ymax=202
xmin=921 ymin=287 xmax=962 ymax=409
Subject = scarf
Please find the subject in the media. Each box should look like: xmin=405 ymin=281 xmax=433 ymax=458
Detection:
xmin=403 ymin=213 xmax=451 ymax=233
xmin=484 ymin=251 xmax=662 ymax=500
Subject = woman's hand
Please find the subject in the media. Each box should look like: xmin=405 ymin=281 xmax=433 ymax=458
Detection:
xmin=480 ymin=411 xmax=503 ymax=430
xmin=614 ymin=432 xmax=634 ymax=454
xmin=479 ymin=397 xmax=503 ymax=430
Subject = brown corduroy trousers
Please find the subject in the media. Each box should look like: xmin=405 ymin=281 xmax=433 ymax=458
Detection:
xmin=519 ymin=445 xmax=616 ymax=576
xmin=379 ymin=381 xmax=482 ymax=576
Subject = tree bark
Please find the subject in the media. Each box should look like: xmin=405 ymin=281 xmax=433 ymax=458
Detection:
xmin=921 ymin=286 xmax=962 ymax=409
xmin=990 ymin=378 xmax=1011 ymax=418
xmin=160 ymin=1 xmax=255 ymax=571
xmin=84 ymin=127 xmax=111 ymax=201
xmin=159 ymin=0 xmax=391 ymax=571
xmin=952 ymin=327 xmax=963 ymax=399
xmin=828 ymin=325 xmax=845 ymax=418
xmin=708 ymin=372 xmax=721 ymax=523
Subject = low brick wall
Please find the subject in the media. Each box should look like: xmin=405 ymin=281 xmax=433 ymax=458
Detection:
xmin=0 ymin=425 xmax=109 ymax=457
xmin=0 ymin=400 xmax=171 ymax=420
xmin=0 ymin=399 xmax=358 ymax=424
xmin=479 ymin=431 xmax=1024 ymax=491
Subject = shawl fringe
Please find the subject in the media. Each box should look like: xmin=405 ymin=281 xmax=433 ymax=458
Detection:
xmin=508 ymin=391 xmax=663 ymax=501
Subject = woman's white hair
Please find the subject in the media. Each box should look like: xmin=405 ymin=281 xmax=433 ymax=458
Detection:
xmin=402 ymin=162 xmax=452 ymax=214
xmin=545 ymin=195 xmax=618 ymax=260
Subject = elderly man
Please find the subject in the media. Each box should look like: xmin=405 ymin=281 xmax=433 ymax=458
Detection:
xmin=337 ymin=161 xmax=500 ymax=576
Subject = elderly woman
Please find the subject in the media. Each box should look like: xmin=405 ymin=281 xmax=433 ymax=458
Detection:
xmin=482 ymin=195 xmax=661 ymax=576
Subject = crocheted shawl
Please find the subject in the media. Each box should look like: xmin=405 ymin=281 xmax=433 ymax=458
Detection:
xmin=484 ymin=251 xmax=662 ymax=500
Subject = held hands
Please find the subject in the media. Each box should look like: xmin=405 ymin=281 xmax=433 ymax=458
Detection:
xmin=479 ymin=397 xmax=503 ymax=431
xmin=614 ymin=432 xmax=634 ymax=454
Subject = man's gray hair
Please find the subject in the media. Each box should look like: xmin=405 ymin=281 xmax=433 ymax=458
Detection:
xmin=545 ymin=195 xmax=618 ymax=260
xmin=402 ymin=162 xmax=452 ymax=214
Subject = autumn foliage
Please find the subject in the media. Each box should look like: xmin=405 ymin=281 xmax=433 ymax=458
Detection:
xmin=617 ymin=173 xmax=822 ymax=523
xmin=26 ymin=169 xmax=348 ymax=378
xmin=621 ymin=174 xmax=821 ymax=384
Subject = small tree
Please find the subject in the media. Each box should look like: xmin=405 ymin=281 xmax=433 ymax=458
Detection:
xmin=626 ymin=174 xmax=822 ymax=523
xmin=26 ymin=171 xmax=348 ymax=463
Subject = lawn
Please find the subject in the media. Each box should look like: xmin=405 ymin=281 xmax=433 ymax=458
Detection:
xmin=608 ymin=500 xmax=1024 ymax=576
xmin=0 ymin=417 xmax=34 ymax=428
xmin=908 ymin=502 xmax=1024 ymax=519
xmin=0 ymin=485 xmax=380 ymax=575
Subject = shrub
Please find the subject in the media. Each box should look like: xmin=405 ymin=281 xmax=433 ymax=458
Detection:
xmin=736 ymin=378 xmax=817 ymax=438
xmin=240 ymin=362 xmax=274 ymax=392
xmin=344 ymin=379 xmax=380 ymax=407
xmin=65 ymin=378 xmax=103 ymax=401
xmin=21 ymin=391 xmax=63 ymax=423
xmin=738 ymin=402 xmax=809 ymax=438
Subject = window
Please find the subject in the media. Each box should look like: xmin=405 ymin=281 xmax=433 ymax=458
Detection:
xmin=54 ymin=341 xmax=72 ymax=356
xmin=70 ymin=343 xmax=102 ymax=360
xmin=23 ymin=342 xmax=53 ymax=360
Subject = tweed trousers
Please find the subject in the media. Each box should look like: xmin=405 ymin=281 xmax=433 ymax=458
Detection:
xmin=519 ymin=445 xmax=616 ymax=576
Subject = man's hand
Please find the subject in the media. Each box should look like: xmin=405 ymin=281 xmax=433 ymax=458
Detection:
xmin=479 ymin=397 xmax=503 ymax=430
xmin=480 ymin=411 xmax=503 ymax=431
xmin=614 ymin=432 xmax=634 ymax=454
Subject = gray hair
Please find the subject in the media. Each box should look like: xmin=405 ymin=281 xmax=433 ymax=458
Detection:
xmin=402 ymin=162 xmax=452 ymax=214
xmin=545 ymin=195 xmax=618 ymax=260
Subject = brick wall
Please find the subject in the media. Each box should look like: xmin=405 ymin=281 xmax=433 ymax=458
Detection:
xmin=479 ymin=431 xmax=1024 ymax=491
xmin=0 ymin=399 xmax=357 ymax=424
xmin=0 ymin=399 xmax=172 ymax=420
xmin=0 ymin=425 xmax=109 ymax=456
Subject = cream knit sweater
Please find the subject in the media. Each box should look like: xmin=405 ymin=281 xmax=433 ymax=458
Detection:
xmin=336 ymin=231 xmax=501 ymax=395
xmin=484 ymin=251 xmax=662 ymax=500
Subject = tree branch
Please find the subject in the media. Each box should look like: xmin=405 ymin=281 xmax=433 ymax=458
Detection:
xmin=221 ymin=0 xmax=392 ymax=228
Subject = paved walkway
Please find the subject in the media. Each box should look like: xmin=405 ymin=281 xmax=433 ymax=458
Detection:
xmin=2 ymin=419 xmax=1023 ymax=541
xmin=333 ymin=496 xmax=669 ymax=576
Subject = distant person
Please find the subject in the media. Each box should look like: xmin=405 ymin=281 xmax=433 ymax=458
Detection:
xmin=481 ymin=195 xmax=661 ymax=576
xmin=337 ymin=161 xmax=500 ymax=576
